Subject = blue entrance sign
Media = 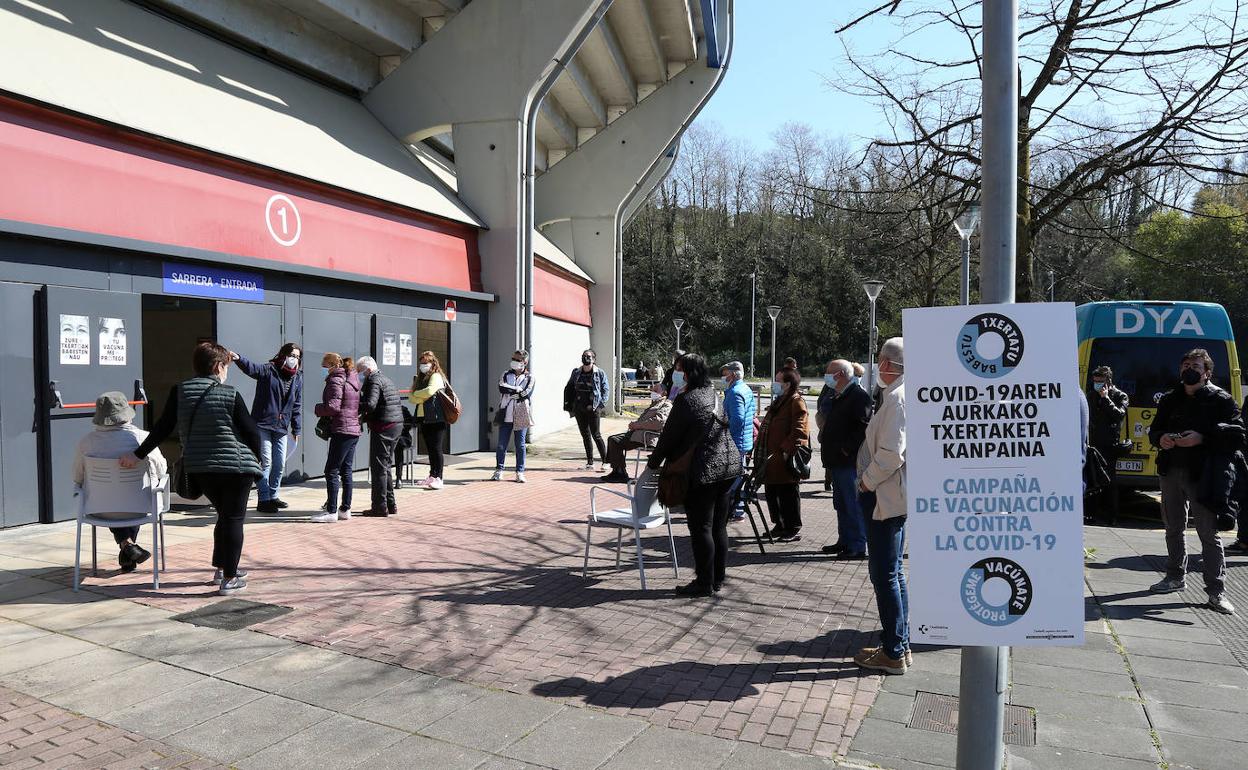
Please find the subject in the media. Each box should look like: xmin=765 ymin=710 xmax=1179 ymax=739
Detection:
xmin=163 ymin=263 xmax=264 ymax=302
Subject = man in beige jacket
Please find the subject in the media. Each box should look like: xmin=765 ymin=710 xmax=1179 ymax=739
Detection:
xmin=853 ymin=337 xmax=910 ymax=675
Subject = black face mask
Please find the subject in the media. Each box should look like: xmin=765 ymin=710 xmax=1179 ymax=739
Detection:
xmin=1180 ymin=368 xmax=1202 ymax=386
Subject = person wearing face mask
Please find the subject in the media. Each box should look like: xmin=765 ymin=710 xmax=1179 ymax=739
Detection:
xmin=564 ymin=349 xmax=610 ymax=471
xmin=754 ymin=367 xmax=810 ymax=542
xmin=493 ymin=350 xmax=536 ymax=483
xmin=409 ymin=351 xmax=450 ymax=489
xmin=602 ymin=383 xmax=672 ymax=483
xmin=659 ymin=350 xmax=684 ymax=400
xmin=720 ymin=361 xmax=756 ymax=519
xmin=312 ymin=353 xmax=361 ymax=523
xmin=817 ymin=359 xmax=874 ymax=559
xmin=230 ymin=343 xmax=303 ymax=513
xmin=1147 ymin=348 xmax=1242 ymax=614
xmin=1086 ymin=365 xmax=1129 ymax=525
xmin=123 ymin=342 xmax=261 ymax=596
xmin=358 ymin=356 xmax=402 ymax=514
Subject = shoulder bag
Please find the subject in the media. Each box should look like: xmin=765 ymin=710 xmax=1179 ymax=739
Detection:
xmin=658 ymin=444 xmax=695 ymax=507
xmin=173 ymin=382 xmax=216 ymax=500
xmin=787 ymin=444 xmax=813 ymax=480
xmin=437 ymin=379 xmax=463 ymax=425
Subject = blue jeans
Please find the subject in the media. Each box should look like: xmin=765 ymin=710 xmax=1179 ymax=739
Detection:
xmin=324 ymin=433 xmax=359 ymax=511
xmin=495 ymin=422 xmax=527 ymax=472
xmin=830 ymin=465 xmax=867 ymax=553
xmin=257 ymin=429 xmax=289 ymax=502
xmin=862 ymin=491 xmax=909 ymax=659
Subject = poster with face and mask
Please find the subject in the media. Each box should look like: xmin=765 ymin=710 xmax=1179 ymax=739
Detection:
xmin=399 ymin=333 xmax=413 ymax=367
xmin=60 ymin=314 xmax=90 ymax=365
xmin=98 ymin=317 xmax=127 ymax=366
xmin=382 ymin=333 xmax=398 ymax=366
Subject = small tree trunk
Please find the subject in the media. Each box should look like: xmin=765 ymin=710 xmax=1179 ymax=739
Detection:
xmin=1016 ymin=115 xmax=1035 ymax=302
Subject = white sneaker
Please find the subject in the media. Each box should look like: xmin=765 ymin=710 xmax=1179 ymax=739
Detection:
xmin=416 ymin=476 xmax=433 ymax=488
xmin=583 ymin=462 xmax=595 ymax=470
xmin=428 ymin=477 xmax=444 ymax=490
xmin=310 ymin=512 xmax=337 ymax=524
xmin=515 ymin=471 xmax=526 ymax=483
xmin=337 ymin=508 xmax=351 ymax=521
xmin=491 ymin=469 xmax=503 ymax=481
xmin=212 ymin=568 xmax=249 ymax=585
xmin=597 ymin=463 xmax=609 ymax=473
xmin=218 ymin=576 xmax=248 ymax=596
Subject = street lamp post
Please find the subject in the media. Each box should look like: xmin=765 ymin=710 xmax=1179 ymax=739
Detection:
xmin=948 ymin=201 xmax=981 ymax=305
xmin=749 ymin=272 xmax=757 ymax=378
xmin=766 ymin=305 xmax=781 ymax=382
xmin=862 ymin=281 xmax=884 ymax=397
xmin=1047 ymin=269 xmax=1056 ymax=302
xmin=673 ymin=317 xmax=685 ymax=352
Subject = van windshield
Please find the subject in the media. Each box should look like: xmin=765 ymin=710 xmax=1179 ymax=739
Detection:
xmin=1088 ymin=339 xmax=1232 ymax=408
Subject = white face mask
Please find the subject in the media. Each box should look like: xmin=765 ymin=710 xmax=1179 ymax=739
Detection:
xmin=283 ymin=356 xmax=299 ymax=370
xmin=510 ymin=360 xmax=525 ymax=372
xmin=419 ymin=363 xmax=432 ymax=374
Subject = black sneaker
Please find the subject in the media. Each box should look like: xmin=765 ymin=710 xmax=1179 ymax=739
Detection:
xmin=257 ymin=500 xmax=280 ymax=513
xmin=674 ymin=581 xmax=714 ymax=597
xmin=360 ymin=508 xmax=389 ymax=517
xmin=822 ymin=542 xmax=845 ymax=554
xmin=273 ymin=499 xmax=289 ymax=509
xmin=778 ymin=530 xmax=803 ymax=543
xmin=836 ymin=550 xmax=867 ymax=560
xmin=1226 ymin=540 xmax=1248 ymax=554
xmin=602 ymin=471 xmax=631 ymax=483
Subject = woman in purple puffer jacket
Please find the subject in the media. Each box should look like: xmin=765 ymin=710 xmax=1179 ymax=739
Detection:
xmin=312 ymin=353 xmax=361 ymax=523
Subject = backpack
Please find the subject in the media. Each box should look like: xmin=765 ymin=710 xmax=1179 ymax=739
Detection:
xmin=437 ymin=381 xmax=462 ymax=425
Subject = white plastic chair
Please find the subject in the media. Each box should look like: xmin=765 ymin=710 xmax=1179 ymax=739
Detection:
xmin=74 ymin=457 xmax=168 ymax=591
xmin=629 ymin=430 xmax=663 ymax=478
xmin=582 ymin=467 xmax=678 ymax=589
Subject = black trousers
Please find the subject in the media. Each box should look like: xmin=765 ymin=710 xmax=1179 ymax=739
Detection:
xmin=685 ymin=478 xmax=735 ymax=588
xmin=420 ymin=421 xmax=447 ymax=478
xmin=575 ymin=411 xmax=607 ymax=464
xmin=765 ymin=482 xmax=803 ymax=533
xmin=370 ymin=423 xmax=402 ymax=511
xmin=195 ymin=472 xmax=252 ymax=580
xmin=607 ymin=434 xmax=643 ymax=474
xmin=1090 ymin=442 xmax=1120 ymax=522
xmin=110 ymin=526 xmax=140 ymax=547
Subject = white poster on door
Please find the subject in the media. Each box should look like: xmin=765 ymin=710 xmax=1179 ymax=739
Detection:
xmin=398 ymin=333 xmax=413 ymax=367
xmin=382 ymin=332 xmax=398 ymax=366
xmin=98 ymin=317 xmax=127 ymax=366
xmin=59 ymin=314 xmax=90 ymax=365
xmin=904 ymin=303 xmax=1084 ymax=647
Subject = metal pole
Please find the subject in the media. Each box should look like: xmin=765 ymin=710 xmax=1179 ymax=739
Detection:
xmin=959 ymin=2 xmax=1016 ymax=769
xmin=676 ymin=327 xmax=681 ymax=351
xmin=1047 ymin=269 xmax=1055 ymax=302
xmin=960 ymin=236 xmax=971 ymax=306
xmin=749 ymin=272 xmax=757 ymax=378
xmin=769 ymin=317 xmax=777 ymax=381
xmin=866 ymin=300 xmax=877 ymax=397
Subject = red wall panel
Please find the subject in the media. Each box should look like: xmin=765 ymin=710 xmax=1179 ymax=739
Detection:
xmin=534 ymin=263 xmax=592 ymax=326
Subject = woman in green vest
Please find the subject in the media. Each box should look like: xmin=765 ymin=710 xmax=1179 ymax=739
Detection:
xmin=124 ymin=342 xmax=262 ymax=596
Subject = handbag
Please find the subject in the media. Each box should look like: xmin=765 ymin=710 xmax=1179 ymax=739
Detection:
xmin=314 ymin=415 xmax=333 ymax=440
xmin=787 ymin=444 xmax=813 ymax=480
xmin=437 ymin=381 xmax=462 ymax=425
xmin=658 ymin=444 xmax=695 ymax=507
xmin=173 ymin=382 xmax=216 ymax=500
xmin=513 ymin=399 xmax=533 ymax=430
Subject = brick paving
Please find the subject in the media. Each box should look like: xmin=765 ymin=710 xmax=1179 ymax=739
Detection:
xmin=60 ymin=448 xmax=887 ymax=760
xmin=0 ymin=686 xmax=223 ymax=770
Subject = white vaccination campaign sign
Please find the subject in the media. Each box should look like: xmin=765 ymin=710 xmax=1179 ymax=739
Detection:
xmin=904 ymin=303 xmax=1084 ymax=646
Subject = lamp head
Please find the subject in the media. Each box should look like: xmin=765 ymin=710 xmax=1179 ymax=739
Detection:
xmin=950 ymin=201 xmax=981 ymax=239
xmin=673 ymin=317 xmax=685 ymax=330
xmin=862 ymin=280 xmax=884 ymax=302
xmin=766 ymin=305 xmax=782 ymax=321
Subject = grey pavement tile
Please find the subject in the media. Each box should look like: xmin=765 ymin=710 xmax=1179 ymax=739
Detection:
xmin=161 ymin=630 xmax=295 ymax=675
xmin=908 ymin=650 xmax=962 ymax=676
xmin=1010 ymin=646 xmax=1128 ymax=675
xmin=236 ymin=713 xmax=408 ymax=770
xmin=844 ymin=751 xmax=951 ymax=770
xmin=1128 ymin=654 xmax=1248 ymax=687
xmin=1010 ymin=661 xmax=1138 ymax=698
xmin=345 ymin=674 xmax=483 ymax=732
xmin=845 ymin=718 xmax=957 ymax=767
xmin=599 ymin=725 xmax=736 ymax=770
xmin=864 ymin=691 xmax=917 ymax=725
xmin=280 ymin=655 xmax=417 ymax=711
xmin=25 ymin=596 xmax=154 ymax=631
xmin=1110 ymin=617 xmax=1219 ymax=643
xmin=1008 ymin=684 xmax=1145 ymax=725
xmin=1007 ymin=744 xmax=1164 ymax=770
xmin=0 ymin=618 xmax=51 ymax=647
xmin=720 ymin=742 xmax=838 ymax=768
xmin=1120 ymin=634 xmax=1240 ymax=666
xmin=875 ymin=667 xmax=961 ymax=699
xmin=218 ymin=643 xmax=349 ymax=691
xmin=1149 ymin=701 xmax=1248 ymax=742
xmin=64 ymin=607 xmax=180 ymax=645
xmin=0 ymin=645 xmax=147 ymax=697
xmin=169 ymin=693 xmax=333 ymax=763
xmin=0 ymin=586 xmax=108 ymax=621
xmin=101 ymin=676 xmax=264 ymax=738
xmin=1036 ymin=716 xmax=1160 ymax=763
xmin=1137 ymin=677 xmax=1248 ymax=714
xmin=422 ymin=690 xmax=565 ymax=753
xmin=501 ymin=705 xmax=645 ymax=769
xmin=1158 ymin=729 xmax=1248 ymax=770
xmin=0 ymin=577 xmax=65 ymax=604
xmin=45 ymin=660 xmax=204 ymax=714
xmin=474 ymin=760 xmax=547 ymax=770
xmin=113 ymin=621 xmax=244 ymax=661
xmin=352 ymin=734 xmax=489 ymax=770
xmin=0 ymin=630 xmax=95 ymax=674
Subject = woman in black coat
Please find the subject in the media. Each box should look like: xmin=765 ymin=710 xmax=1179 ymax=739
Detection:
xmin=647 ymin=353 xmax=742 ymax=597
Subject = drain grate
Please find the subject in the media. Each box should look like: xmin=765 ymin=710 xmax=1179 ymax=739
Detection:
xmin=908 ymin=691 xmax=1036 ymax=747
xmin=171 ymin=599 xmax=293 ymax=631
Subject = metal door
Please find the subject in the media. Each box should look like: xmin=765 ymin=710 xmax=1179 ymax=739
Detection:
xmin=216 ymin=300 xmax=285 ymax=466
xmin=43 ymin=286 xmax=145 ymax=522
xmin=0 ymin=282 xmax=39 ymax=527
xmin=449 ymin=313 xmax=481 ymax=453
xmin=302 ymin=308 xmax=371 ymax=475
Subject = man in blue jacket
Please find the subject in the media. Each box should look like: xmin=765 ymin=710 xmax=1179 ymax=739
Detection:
xmin=231 ymin=343 xmax=303 ymax=513
xmin=721 ymin=361 xmax=755 ymax=518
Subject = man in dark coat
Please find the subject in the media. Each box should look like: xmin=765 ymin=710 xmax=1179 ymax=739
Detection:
xmin=818 ymin=359 xmax=874 ymax=559
xmin=357 ymin=356 xmax=403 ymax=517
xmin=1087 ymin=365 xmax=1129 ymax=525
xmin=1147 ymin=348 xmax=1242 ymax=614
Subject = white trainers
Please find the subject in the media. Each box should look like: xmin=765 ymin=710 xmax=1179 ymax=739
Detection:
xmin=337 ymin=508 xmax=351 ymax=521
xmin=515 ymin=471 xmax=526 ymax=483
xmin=218 ymin=576 xmax=248 ymax=596
xmin=583 ymin=462 xmax=595 ymax=470
xmin=491 ymin=469 xmax=503 ymax=481
xmin=428 ymin=477 xmax=444 ymax=490
xmin=310 ymin=512 xmax=337 ymax=524
xmin=597 ymin=463 xmax=609 ymax=473
xmin=416 ymin=476 xmax=433 ymax=488
xmin=212 ymin=568 xmax=249 ymax=585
